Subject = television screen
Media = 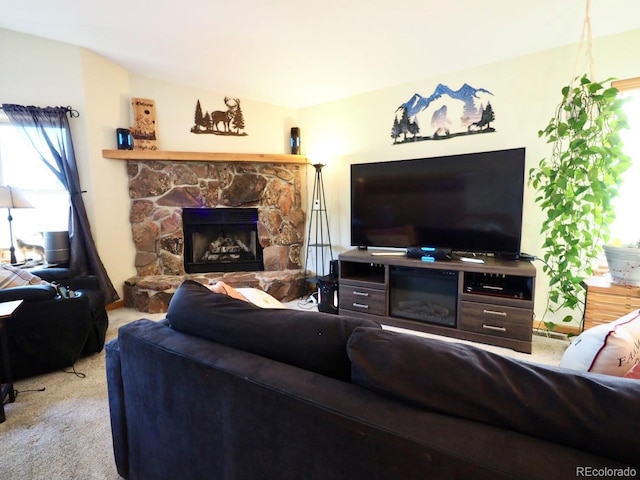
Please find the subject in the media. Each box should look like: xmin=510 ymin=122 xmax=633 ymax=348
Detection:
xmin=350 ymin=148 xmax=525 ymax=256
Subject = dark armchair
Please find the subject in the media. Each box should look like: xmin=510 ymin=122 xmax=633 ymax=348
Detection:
xmin=0 ymin=267 xmax=108 ymax=380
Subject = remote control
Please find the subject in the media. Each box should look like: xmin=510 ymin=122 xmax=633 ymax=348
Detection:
xmin=460 ymin=257 xmax=484 ymax=264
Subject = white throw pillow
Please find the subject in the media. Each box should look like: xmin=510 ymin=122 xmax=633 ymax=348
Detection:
xmin=560 ymin=309 xmax=640 ymax=376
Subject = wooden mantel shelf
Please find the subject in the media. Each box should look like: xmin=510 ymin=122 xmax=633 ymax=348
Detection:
xmin=102 ymin=149 xmax=309 ymax=164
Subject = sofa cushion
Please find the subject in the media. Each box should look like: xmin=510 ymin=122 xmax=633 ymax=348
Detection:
xmin=348 ymin=327 xmax=640 ymax=466
xmin=0 ymin=264 xmax=49 ymax=288
xmin=560 ymin=309 xmax=640 ymax=376
xmin=167 ymin=280 xmax=380 ymax=381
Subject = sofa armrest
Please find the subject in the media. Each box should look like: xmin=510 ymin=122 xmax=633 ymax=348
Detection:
xmin=105 ymin=338 xmax=130 ymax=479
xmin=0 ymin=284 xmax=57 ymax=302
xmin=30 ymin=267 xmax=76 ymax=283
xmin=31 ymin=267 xmax=100 ymax=292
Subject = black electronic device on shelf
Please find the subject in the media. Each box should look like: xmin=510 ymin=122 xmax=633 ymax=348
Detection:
xmin=317 ymin=259 xmax=339 ymax=314
xmin=463 ymin=271 xmax=533 ymax=300
xmin=406 ymin=247 xmax=452 ymax=261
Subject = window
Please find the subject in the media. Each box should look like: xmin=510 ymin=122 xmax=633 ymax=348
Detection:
xmin=610 ymin=78 xmax=640 ymax=246
xmin=0 ymin=116 xmax=70 ymax=263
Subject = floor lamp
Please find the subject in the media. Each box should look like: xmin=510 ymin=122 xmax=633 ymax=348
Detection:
xmin=0 ymin=186 xmax=34 ymax=264
xmin=304 ymin=163 xmax=333 ymax=278
xmin=304 ymin=164 xmax=339 ymax=314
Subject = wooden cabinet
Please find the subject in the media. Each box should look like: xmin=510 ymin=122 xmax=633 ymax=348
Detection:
xmin=582 ymin=276 xmax=640 ymax=330
xmin=338 ymin=249 xmax=536 ymax=353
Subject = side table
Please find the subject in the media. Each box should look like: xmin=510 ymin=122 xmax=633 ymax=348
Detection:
xmin=582 ymin=276 xmax=640 ymax=330
xmin=0 ymin=299 xmax=23 ymax=423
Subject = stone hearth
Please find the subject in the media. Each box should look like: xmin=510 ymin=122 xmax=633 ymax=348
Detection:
xmin=124 ymin=269 xmax=310 ymax=313
xmin=124 ymin=159 xmax=310 ymax=312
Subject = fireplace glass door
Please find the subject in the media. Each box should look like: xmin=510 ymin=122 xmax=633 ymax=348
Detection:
xmin=182 ymin=208 xmax=264 ymax=273
xmin=389 ymin=266 xmax=458 ymax=327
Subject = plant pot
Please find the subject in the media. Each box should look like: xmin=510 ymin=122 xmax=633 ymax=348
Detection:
xmin=603 ymin=244 xmax=640 ymax=286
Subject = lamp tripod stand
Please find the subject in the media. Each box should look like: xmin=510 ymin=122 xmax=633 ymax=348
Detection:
xmin=6 ymin=208 xmax=17 ymax=264
xmin=304 ymin=163 xmax=333 ymax=278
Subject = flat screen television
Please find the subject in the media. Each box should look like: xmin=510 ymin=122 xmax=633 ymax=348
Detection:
xmin=350 ymin=147 xmax=526 ymax=256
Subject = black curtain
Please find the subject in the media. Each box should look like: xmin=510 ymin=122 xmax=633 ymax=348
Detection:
xmin=2 ymin=104 xmax=119 ymax=305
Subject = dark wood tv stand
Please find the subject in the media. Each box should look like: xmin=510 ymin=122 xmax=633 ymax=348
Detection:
xmin=338 ymin=249 xmax=536 ymax=353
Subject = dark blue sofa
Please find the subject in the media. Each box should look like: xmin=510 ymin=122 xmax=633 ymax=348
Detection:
xmin=105 ymin=281 xmax=639 ymax=479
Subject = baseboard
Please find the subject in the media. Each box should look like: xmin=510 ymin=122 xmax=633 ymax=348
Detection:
xmin=533 ymin=319 xmax=580 ymax=336
xmin=106 ymin=300 xmax=124 ymax=311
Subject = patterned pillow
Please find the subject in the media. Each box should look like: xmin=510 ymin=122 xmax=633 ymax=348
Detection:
xmin=0 ymin=264 xmax=49 ymax=288
xmin=560 ymin=309 xmax=640 ymax=376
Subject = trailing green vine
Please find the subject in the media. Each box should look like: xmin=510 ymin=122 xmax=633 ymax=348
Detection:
xmin=529 ymin=74 xmax=630 ymax=329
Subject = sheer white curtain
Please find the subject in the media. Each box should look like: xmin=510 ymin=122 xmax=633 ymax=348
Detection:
xmin=610 ymin=89 xmax=640 ymax=246
xmin=0 ymin=122 xmax=70 ymax=247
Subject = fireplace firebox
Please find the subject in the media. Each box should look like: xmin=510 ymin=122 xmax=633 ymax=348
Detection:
xmin=389 ymin=266 xmax=458 ymax=327
xmin=182 ymin=208 xmax=264 ymax=274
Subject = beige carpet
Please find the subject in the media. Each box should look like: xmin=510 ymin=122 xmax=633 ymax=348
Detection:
xmin=0 ymin=305 xmax=569 ymax=479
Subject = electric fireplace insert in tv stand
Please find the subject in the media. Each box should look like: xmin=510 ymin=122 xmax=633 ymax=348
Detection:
xmin=338 ymin=249 xmax=536 ymax=353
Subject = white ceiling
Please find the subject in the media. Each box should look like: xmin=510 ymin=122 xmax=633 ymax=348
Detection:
xmin=2 ymin=0 xmax=640 ymax=108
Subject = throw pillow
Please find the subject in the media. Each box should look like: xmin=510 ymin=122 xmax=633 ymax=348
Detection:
xmin=624 ymin=361 xmax=640 ymax=379
xmin=235 ymin=287 xmax=285 ymax=308
xmin=348 ymin=326 xmax=640 ymax=466
xmin=0 ymin=264 xmax=49 ymax=288
xmin=167 ymin=280 xmax=381 ymax=381
xmin=559 ymin=309 xmax=640 ymax=376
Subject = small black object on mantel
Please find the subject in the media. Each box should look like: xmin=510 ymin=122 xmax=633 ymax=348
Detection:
xmin=116 ymin=128 xmax=133 ymax=150
xmin=290 ymin=127 xmax=300 ymax=154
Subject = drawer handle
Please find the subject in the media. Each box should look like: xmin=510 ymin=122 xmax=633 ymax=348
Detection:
xmin=353 ymin=291 xmax=370 ymax=297
xmin=483 ymin=324 xmax=507 ymax=332
xmin=483 ymin=309 xmax=507 ymax=317
xmin=352 ymin=303 xmax=369 ymax=309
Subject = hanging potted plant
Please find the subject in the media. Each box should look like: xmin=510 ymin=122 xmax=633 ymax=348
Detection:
xmin=529 ymin=74 xmax=631 ymax=330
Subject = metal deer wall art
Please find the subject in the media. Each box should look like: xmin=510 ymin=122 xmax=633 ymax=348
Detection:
xmin=191 ymin=97 xmax=248 ymax=136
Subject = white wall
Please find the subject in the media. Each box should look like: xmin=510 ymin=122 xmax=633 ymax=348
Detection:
xmin=128 ymin=76 xmax=299 ymax=154
xmin=0 ymin=29 xmax=85 ymax=107
xmin=80 ymin=49 xmax=132 ymax=295
xmin=3 ymin=26 xmax=639 ymax=324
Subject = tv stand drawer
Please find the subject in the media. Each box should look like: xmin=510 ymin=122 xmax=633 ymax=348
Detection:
xmin=459 ymin=302 xmax=532 ymax=341
xmin=339 ymin=284 xmax=386 ymax=316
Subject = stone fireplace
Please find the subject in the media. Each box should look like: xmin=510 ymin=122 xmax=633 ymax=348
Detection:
xmin=123 ymin=159 xmax=311 ymax=312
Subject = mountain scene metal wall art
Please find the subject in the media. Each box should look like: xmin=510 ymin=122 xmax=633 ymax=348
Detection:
xmin=392 ymin=83 xmax=495 ymax=144
xmin=191 ymin=97 xmax=248 ymax=136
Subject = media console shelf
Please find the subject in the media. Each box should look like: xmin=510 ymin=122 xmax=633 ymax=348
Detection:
xmin=338 ymin=249 xmax=536 ymax=353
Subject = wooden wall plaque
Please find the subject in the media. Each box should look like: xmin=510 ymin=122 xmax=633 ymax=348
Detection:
xmin=130 ymin=98 xmax=158 ymax=150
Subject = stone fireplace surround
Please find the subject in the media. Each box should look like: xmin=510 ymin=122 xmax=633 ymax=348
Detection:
xmin=122 ymin=157 xmax=311 ymax=312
